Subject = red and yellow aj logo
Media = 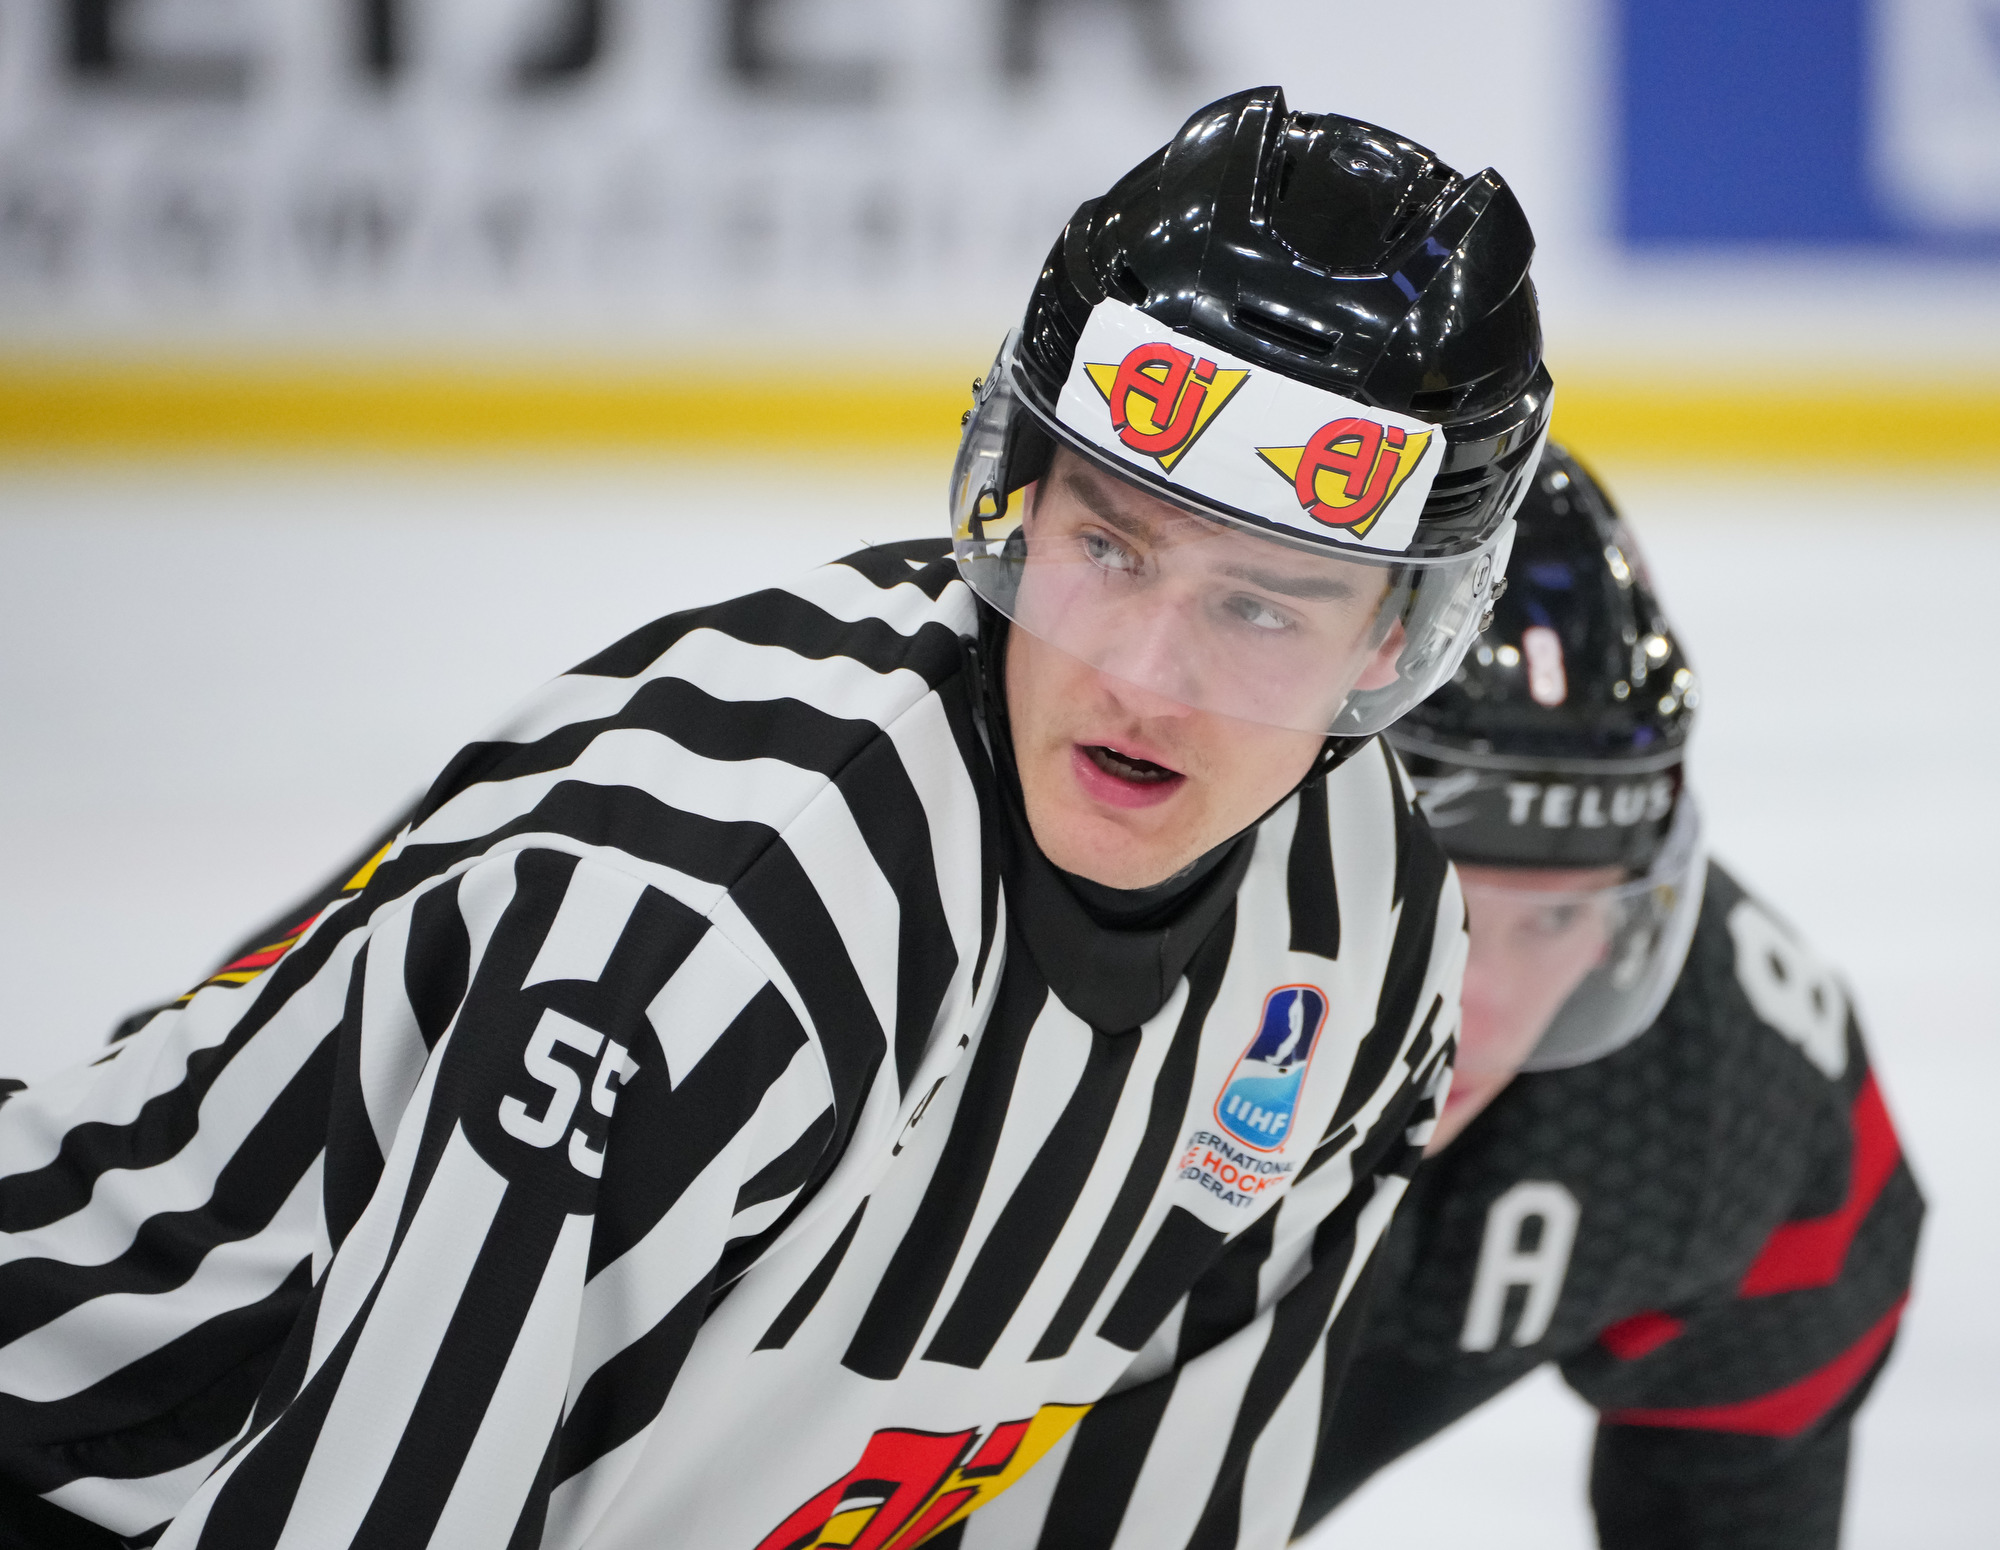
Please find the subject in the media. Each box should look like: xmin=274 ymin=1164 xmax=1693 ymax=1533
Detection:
xmin=755 ymin=1404 xmax=1089 ymax=1550
xmin=1084 ymin=341 xmax=1249 ymax=471
xmin=173 ymin=838 xmax=393 ymax=1006
xmin=1257 ymin=416 xmax=1433 ymax=539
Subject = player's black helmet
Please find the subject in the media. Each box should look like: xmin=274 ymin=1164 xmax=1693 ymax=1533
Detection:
xmin=1391 ymin=444 xmax=1696 ymax=870
xmin=1392 ymin=443 xmax=1706 ymax=1070
xmin=952 ymin=86 xmax=1553 ymax=738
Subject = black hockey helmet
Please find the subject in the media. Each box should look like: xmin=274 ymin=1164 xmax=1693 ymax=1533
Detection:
xmin=1392 ymin=443 xmax=1706 ymax=1071
xmin=1390 ymin=443 xmax=1696 ymax=870
xmin=952 ymin=86 xmax=1553 ymax=738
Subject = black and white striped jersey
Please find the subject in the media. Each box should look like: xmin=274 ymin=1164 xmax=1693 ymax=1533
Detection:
xmin=0 ymin=540 xmax=1462 ymax=1550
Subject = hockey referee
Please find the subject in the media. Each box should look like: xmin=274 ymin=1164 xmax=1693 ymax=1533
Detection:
xmin=1299 ymin=447 xmax=1923 ymax=1548
xmin=0 ymin=89 xmax=1551 ymax=1549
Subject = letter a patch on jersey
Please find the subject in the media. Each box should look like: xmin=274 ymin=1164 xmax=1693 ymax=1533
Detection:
xmin=1214 ymin=985 xmax=1328 ymax=1152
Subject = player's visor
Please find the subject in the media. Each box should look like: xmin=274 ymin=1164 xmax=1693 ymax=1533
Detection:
xmin=1458 ymin=795 xmax=1706 ymax=1075
xmin=951 ymin=335 xmax=1510 ymax=737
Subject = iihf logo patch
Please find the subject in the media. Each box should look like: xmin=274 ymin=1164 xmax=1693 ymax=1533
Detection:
xmin=1214 ymin=985 xmax=1329 ymax=1152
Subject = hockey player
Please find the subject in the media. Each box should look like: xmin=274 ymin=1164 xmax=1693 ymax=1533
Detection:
xmin=1297 ymin=447 xmax=1923 ymax=1549
xmin=0 ymin=90 xmax=1553 ymax=1549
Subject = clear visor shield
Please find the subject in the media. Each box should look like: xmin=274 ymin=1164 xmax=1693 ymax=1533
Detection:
xmin=951 ymin=340 xmax=1508 ymax=737
xmin=1458 ymin=796 xmax=1707 ymax=1077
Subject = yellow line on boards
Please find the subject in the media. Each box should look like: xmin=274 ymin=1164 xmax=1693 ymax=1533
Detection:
xmin=1550 ymin=377 xmax=2000 ymax=467
xmin=2 ymin=360 xmax=1998 ymax=464
xmin=0 ymin=362 xmax=974 ymax=457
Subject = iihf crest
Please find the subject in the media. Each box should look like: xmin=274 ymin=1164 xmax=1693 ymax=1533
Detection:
xmin=1214 ymin=985 xmax=1329 ymax=1152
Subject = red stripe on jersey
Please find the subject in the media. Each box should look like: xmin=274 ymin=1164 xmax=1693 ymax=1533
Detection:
xmin=217 ymin=943 xmax=295 ymax=973
xmin=1738 ymin=1073 xmax=1900 ymax=1298
xmin=212 ymin=913 xmax=322 ymax=976
xmin=1605 ymin=1297 xmax=1905 ymax=1438
xmin=1599 ymin=1309 xmax=1685 ymax=1361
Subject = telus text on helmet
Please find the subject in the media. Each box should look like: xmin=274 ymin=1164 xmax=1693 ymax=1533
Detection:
xmin=1503 ymin=778 xmax=1675 ymax=830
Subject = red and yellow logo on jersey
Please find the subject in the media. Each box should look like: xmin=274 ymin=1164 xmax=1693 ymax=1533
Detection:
xmin=1256 ymin=417 xmax=1434 ymax=540
xmin=755 ymin=1403 xmax=1089 ymax=1550
xmin=173 ymin=838 xmax=393 ymax=1005
xmin=1083 ymin=342 xmax=1249 ymax=471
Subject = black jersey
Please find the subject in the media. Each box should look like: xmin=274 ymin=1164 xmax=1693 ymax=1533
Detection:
xmin=0 ymin=541 xmax=1463 ymax=1550
xmin=1299 ymin=861 xmax=1923 ymax=1549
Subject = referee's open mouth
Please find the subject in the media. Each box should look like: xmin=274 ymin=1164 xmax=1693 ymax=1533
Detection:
xmin=1072 ymin=742 xmax=1187 ymax=809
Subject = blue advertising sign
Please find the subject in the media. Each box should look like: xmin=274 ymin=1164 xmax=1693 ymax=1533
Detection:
xmin=1618 ymin=0 xmax=2000 ymax=251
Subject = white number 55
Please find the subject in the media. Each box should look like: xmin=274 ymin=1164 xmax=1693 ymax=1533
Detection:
xmin=498 ymin=1008 xmax=638 ymax=1177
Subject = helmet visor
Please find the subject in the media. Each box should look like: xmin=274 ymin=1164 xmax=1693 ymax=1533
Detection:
xmin=952 ymin=337 xmax=1509 ymax=737
xmin=1457 ymin=795 xmax=1706 ymax=1077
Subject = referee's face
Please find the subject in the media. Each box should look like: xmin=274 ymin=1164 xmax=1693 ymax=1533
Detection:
xmin=1004 ymin=618 xmax=1326 ymax=889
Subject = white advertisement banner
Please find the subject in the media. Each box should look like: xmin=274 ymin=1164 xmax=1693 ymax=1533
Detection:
xmin=0 ymin=0 xmax=1291 ymax=350
xmin=1873 ymin=0 xmax=2000 ymax=230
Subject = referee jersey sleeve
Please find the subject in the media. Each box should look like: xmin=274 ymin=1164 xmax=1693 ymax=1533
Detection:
xmin=5 ymin=844 xmax=836 ymax=1549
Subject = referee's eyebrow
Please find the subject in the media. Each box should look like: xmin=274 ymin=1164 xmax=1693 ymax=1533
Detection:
xmin=1218 ymin=562 xmax=1359 ymax=601
xmin=1059 ymin=462 xmax=1161 ymax=534
xmin=1060 ymin=457 xmax=1360 ymax=601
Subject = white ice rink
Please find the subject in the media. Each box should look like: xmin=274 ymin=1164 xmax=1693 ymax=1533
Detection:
xmin=1 ymin=457 xmax=1994 ymax=1544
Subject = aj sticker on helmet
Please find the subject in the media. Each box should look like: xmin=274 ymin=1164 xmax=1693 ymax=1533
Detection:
xmin=1056 ymin=299 xmax=1446 ymax=554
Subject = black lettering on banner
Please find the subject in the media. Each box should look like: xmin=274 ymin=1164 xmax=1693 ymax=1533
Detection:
xmin=475 ymin=190 xmax=539 ymax=278
xmin=515 ymin=0 xmax=604 ymax=91
xmin=999 ymin=0 xmax=1190 ymax=80
xmin=725 ymin=0 xmax=883 ymax=102
xmin=133 ymin=176 xmax=237 ymax=286
xmin=354 ymin=0 xmax=401 ymax=83
xmin=294 ymin=181 xmax=412 ymax=281
xmin=64 ymin=0 xmax=252 ymax=98
xmin=0 ymin=175 xmax=86 ymax=284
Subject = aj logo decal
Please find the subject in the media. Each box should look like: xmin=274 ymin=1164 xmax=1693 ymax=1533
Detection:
xmin=1256 ymin=416 xmax=1433 ymax=539
xmin=1084 ymin=341 xmax=1249 ymax=471
xmin=754 ymin=1404 xmax=1090 ymax=1550
xmin=1214 ymin=984 xmax=1329 ymax=1152
xmin=173 ymin=837 xmax=392 ymax=1006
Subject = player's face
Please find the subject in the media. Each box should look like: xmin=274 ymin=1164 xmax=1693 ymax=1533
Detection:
xmin=1427 ymin=864 xmax=1625 ymax=1152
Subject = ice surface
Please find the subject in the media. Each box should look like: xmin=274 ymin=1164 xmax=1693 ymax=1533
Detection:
xmin=0 ymin=458 xmax=1992 ymax=1544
